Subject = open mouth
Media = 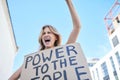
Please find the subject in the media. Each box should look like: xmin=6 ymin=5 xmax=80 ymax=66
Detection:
xmin=45 ymin=39 xmax=51 ymax=43
xmin=43 ymin=36 xmax=51 ymax=45
xmin=44 ymin=36 xmax=51 ymax=44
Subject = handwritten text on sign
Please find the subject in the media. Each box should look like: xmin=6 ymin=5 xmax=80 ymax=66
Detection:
xmin=20 ymin=43 xmax=91 ymax=80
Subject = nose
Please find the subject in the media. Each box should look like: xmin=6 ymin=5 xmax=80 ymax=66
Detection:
xmin=43 ymin=35 xmax=49 ymax=38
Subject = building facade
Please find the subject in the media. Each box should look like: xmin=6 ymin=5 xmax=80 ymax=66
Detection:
xmin=0 ymin=0 xmax=18 ymax=80
xmin=90 ymin=4 xmax=120 ymax=80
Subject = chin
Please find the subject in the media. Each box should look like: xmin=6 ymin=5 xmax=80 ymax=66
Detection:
xmin=45 ymin=45 xmax=52 ymax=49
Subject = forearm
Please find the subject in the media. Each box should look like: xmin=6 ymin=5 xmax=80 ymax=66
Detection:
xmin=66 ymin=0 xmax=81 ymax=44
xmin=66 ymin=0 xmax=81 ymax=29
xmin=8 ymin=66 xmax=22 ymax=80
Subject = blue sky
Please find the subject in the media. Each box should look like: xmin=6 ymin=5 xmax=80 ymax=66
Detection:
xmin=7 ymin=0 xmax=115 ymax=72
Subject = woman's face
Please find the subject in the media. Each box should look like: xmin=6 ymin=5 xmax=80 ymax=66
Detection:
xmin=42 ymin=27 xmax=57 ymax=49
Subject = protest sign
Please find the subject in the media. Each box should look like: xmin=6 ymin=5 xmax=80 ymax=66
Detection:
xmin=20 ymin=43 xmax=92 ymax=80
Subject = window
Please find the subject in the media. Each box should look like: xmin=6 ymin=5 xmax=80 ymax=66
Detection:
xmin=88 ymin=63 xmax=95 ymax=67
xmin=115 ymin=51 xmax=120 ymax=65
xmin=112 ymin=35 xmax=119 ymax=47
xmin=101 ymin=62 xmax=110 ymax=80
xmin=110 ymin=57 xmax=116 ymax=71
xmin=110 ymin=57 xmax=119 ymax=80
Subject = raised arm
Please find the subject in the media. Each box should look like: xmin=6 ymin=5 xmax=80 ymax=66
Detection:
xmin=8 ymin=65 xmax=22 ymax=80
xmin=66 ymin=0 xmax=81 ymax=44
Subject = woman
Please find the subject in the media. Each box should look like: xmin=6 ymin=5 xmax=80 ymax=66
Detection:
xmin=39 ymin=25 xmax=62 ymax=50
xmin=9 ymin=0 xmax=81 ymax=80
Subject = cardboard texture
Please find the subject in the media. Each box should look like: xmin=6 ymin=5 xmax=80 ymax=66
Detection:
xmin=20 ymin=43 xmax=91 ymax=80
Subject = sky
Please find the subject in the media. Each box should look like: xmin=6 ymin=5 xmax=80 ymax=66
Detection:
xmin=7 ymin=0 xmax=116 ymax=72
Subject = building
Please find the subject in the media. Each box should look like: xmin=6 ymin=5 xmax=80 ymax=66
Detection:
xmin=88 ymin=58 xmax=99 ymax=67
xmin=0 ymin=0 xmax=18 ymax=80
xmin=90 ymin=0 xmax=120 ymax=80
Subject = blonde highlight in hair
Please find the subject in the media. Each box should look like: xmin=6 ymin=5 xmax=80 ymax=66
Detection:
xmin=38 ymin=25 xmax=62 ymax=50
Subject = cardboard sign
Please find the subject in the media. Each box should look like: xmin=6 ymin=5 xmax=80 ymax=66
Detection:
xmin=20 ymin=43 xmax=92 ymax=80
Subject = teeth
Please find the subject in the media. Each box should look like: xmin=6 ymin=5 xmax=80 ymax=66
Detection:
xmin=44 ymin=36 xmax=51 ymax=43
